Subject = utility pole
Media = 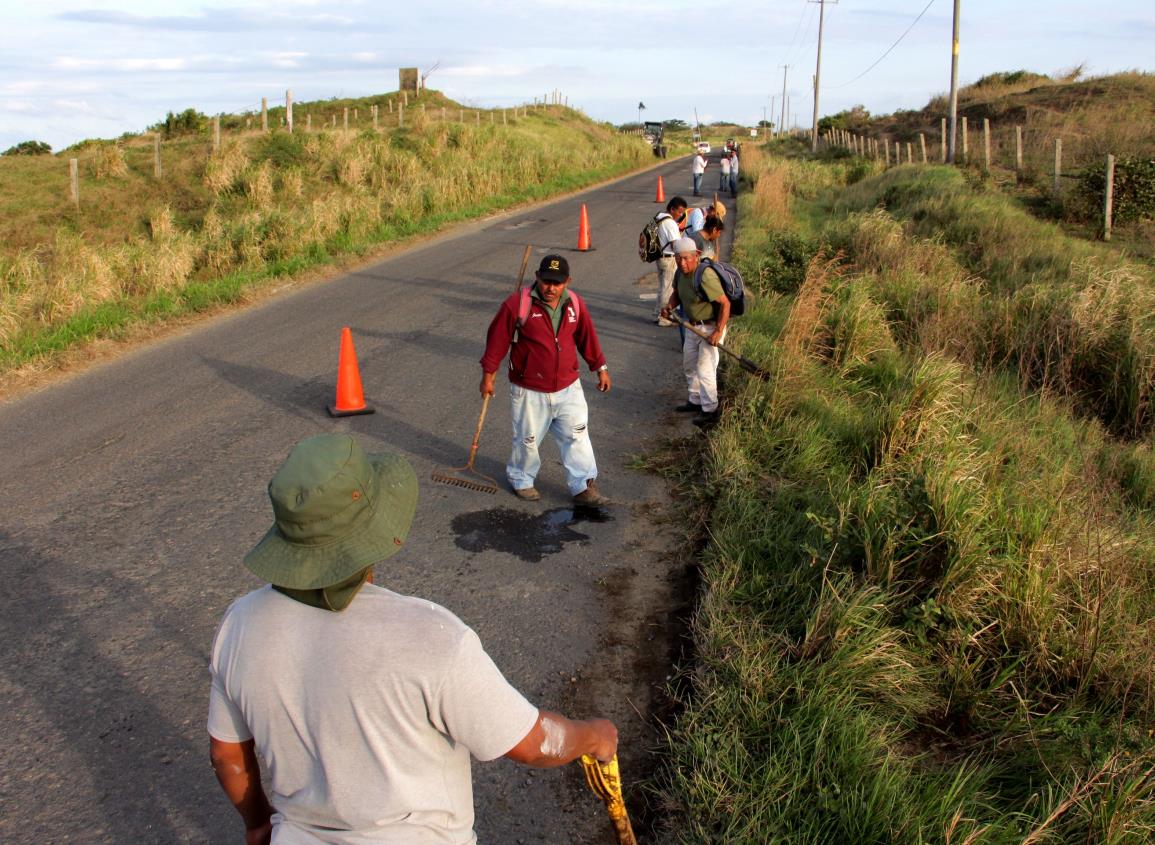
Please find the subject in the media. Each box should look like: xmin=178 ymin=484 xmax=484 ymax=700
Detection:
xmin=809 ymin=0 xmax=836 ymax=152
xmin=779 ymin=65 xmax=790 ymax=138
xmin=947 ymin=0 xmax=961 ymax=163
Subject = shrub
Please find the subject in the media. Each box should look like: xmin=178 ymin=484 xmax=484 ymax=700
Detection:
xmin=155 ymin=108 xmax=208 ymax=138
xmin=3 ymin=140 xmax=51 ymax=156
xmin=1073 ymin=157 xmax=1155 ymax=225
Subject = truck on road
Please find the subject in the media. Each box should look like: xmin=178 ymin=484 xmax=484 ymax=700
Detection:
xmin=642 ymin=121 xmax=668 ymax=158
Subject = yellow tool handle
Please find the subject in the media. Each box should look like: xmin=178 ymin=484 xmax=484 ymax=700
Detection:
xmin=465 ymin=394 xmax=491 ymax=470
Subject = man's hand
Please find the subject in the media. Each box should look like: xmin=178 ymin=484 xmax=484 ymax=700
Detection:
xmin=586 ymin=718 xmax=619 ymax=763
xmin=245 ymin=821 xmax=273 ymax=845
xmin=709 ymin=329 xmax=724 ymax=347
xmin=479 ymin=371 xmax=496 ymax=397
xmin=597 ymin=370 xmax=611 ymax=393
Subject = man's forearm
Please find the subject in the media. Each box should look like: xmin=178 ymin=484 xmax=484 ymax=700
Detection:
xmin=210 ymin=738 xmax=274 ymax=831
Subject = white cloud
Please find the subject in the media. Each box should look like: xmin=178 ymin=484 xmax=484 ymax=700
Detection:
xmin=54 ymin=56 xmax=189 ymax=72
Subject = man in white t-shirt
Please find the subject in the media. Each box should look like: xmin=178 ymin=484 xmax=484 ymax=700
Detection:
xmin=690 ymin=151 xmax=707 ymax=196
xmin=208 ymin=433 xmax=618 ymax=845
xmin=652 ymin=196 xmax=687 ymax=326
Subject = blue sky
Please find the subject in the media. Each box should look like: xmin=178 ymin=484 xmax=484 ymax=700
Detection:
xmin=3 ymin=0 xmax=1152 ymax=152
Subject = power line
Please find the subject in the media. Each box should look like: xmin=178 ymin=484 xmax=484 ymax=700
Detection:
xmin=825 ymin=0 xmax=938 ymax=90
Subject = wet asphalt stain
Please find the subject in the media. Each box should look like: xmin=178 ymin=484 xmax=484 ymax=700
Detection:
xmin=451 ymin=506 xmax=615 ymax=563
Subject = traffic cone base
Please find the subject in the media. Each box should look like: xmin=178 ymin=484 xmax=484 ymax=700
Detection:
xmin=655 ymin=175 xmax=665 ymax=203
xmin=576 ymin=203 xmax=592 ymax=251
xmin=328 ymin=327 xmax=375 ymax=417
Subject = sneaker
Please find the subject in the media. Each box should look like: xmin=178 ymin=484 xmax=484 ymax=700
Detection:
xmin=692 ymin=410 xmax=720 ymax=429
xmin=674 ymin=401 xmax=701 ymax=413
xmin=513 ymin=486 xmax=540 ymax=501
xmin=573 ymin=480 xmax=608 ymax=506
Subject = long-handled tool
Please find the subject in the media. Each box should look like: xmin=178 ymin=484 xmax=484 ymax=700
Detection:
xmin=431 ymin=246 xmax=533 ymax=494
xmin=580 ymin=754 xmax=637 ymax=845
xmin=431 ymin=394 xmax=499 ymax=494
xmin=671 ymin=313 xmax=773 ymax=381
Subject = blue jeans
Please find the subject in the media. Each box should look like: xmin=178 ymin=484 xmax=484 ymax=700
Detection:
xmin=730 ymin=172 xmax=738 ymax=195
xmin=507 ymin=381 xmax=597 ymax=495
xmin=692 ymin=172 xmax=702 ymax=195
xmin=720 ymin=170 xmax=729 ymax=190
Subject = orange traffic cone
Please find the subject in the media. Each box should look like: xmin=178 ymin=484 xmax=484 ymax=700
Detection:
xmin=327 ymin=327 xmax=374 ymax=417
xmin=655 ymin=175 xmax=665 ymax=203
xmin=577 ymin=204 xmax=591 ymax=251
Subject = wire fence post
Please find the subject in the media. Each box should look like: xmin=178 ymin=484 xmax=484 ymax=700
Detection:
xmin=961 ymin=116 xmax=969 ymax=164
xmin=940 ymin=118 xmax=947 ymax=162
xmin=153 ymin=135 xmax=162 ymax=178
xmin=919 ymin=133 xmax=927 ymax=163
xmin=261 ymin=97 xmax=268 ymax=133
xmin=213 ymin=115 xmax=221 ymax=152
xmin=1053 ymin=138 xmax=1062 ymax=197
xmin=286 ymin=90 xmax=293 ymax=133
xmin=69 ymin=158 xmax=79 ymax=207
xmin=982 ymin=118 xmax=991 ymax=171
xmin=1103 ymin=154 xmax=1116 ymax=241
xmin=1015 ymin=125 xmax=1023 ymax=173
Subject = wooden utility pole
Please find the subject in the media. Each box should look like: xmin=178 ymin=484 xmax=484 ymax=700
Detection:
xmin=809 ymin=0 xmax=837 ymax=152
xmin=779 ymin=65 xmax=790 ymax=138
xmin=947 ymin=0 xmax=961 ymax=163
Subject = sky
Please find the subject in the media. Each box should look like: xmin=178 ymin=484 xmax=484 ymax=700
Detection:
xmin=2 ymin=0 xmax=1153 ymax=153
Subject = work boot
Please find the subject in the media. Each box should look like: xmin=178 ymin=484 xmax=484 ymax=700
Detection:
xmin=692 ymin=409 xmax=720 ymax=429
xmin=513 ymin=486 xmax=540 ymax=501
xmin=674 ymin=401 xmax=701 ymax=413
xmin=573 ymin=480 xmax=608 ymax=506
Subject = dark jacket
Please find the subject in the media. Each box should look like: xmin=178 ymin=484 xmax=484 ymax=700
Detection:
xmin=480 ymin=289 xmax=606 ymax=393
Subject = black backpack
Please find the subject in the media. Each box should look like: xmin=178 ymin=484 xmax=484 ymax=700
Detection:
xmin=638 ymin=213 xmax=669 ymax=263
xmin=693 ymin=258 xmax=747 ymax=316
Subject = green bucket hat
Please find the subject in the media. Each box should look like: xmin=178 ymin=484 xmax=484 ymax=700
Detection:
xmin=244 ymin=433 xmax=418 ymax=590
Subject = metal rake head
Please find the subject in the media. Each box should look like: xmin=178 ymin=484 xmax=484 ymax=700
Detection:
xmin=581 ymin=754 xmax=624 ymax=805
xmin=430 ymin=470 xmax=498 ymax=494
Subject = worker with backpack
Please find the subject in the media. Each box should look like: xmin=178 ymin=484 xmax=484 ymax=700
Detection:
xmin=659 ymin=237 xmax=746 ymax=429
xmin=638 ymin=196 xmax=688 ymax=327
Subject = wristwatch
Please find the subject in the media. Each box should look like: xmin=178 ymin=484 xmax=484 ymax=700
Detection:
xmin=596 ymin=364 xmax=608 ymax=373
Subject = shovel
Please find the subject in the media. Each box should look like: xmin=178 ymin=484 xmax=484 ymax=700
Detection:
xmin=670 ymin=313 xmax=773 ymax=381
xmin=580 ymin=754 xmax=638 ymax=845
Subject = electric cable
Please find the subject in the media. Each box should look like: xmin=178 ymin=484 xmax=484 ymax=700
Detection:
xmin=824 ymin=0 xmax=938 ymax=89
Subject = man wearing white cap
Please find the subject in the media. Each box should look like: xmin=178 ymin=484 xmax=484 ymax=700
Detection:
xmin=660 ymin=237 xmax=731 ymax=429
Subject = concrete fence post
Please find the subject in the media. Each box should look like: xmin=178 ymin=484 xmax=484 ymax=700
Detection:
xmin=1015 ymin=126 xmax=1023 ymax=172
xmin=261 ymin=97 xmax=268 ymax=133
xmin=306 ymin=113 xmax=312 ymax=131
xmin=286 ymin=90 xmax=293 ymax=133
xmin=69 ymin=158 xmax=79 ymax=207
xmin=895 ymin=141 xmax=901 ymax=164
xmin=398 ymin=104 xmax=403 ymax=128
xmin=919 ymin=133 xmax=927 ymax=163
xmin=982 ymin=118 xmax=991 ymax=171
xmin=343 ymin=107 xmax=348 ymax=130
xmin=906 ymin=142 xmax=913 ymax=163
xmin=373 ymin=105 xmax=378 ymax=130
xmin=961 ymin=116 xmax=969 ymax=163
xmin=1103 ymin=154 xmax=1116 ymax=241
xmin=940 ymin=118 xmax=947 ymax=162
xmin=153 ymin=135 xmax=162 ymax=178
xmin=884 ymin=139 xmax=891 ymax=166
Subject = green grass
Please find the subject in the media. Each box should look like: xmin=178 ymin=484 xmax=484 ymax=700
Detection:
xmin=0 ymin=92 xmax=653 ymax=376
xmin=654 ymin=143 xmax=1155 ymax=845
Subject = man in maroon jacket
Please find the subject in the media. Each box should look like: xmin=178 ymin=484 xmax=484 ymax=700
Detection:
xmin=480 ymin=255 xmax=611 ymax=504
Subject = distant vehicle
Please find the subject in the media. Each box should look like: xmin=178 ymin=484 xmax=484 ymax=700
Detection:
xmin=643 ymin=121 xmax=668 ymax=158
xmin=695 ymin=141 xmax=711 ymax=154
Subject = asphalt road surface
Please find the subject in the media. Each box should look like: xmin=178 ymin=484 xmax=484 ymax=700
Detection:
xmin=0 ymin=156 xmax=735 ymax=844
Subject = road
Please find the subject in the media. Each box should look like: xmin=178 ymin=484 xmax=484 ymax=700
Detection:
xmin=0 ymin=156 xmax=734 ymax=844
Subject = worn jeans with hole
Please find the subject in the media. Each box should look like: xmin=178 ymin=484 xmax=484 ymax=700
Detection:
xmin=508 ymin=381 xmax=597 ymax=495
xmin=654 ymin=255 xmax=677 ymax=320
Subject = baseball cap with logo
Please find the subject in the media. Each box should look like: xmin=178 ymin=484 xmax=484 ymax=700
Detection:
xmin=537 ymin=254 xmax=570 ymax=283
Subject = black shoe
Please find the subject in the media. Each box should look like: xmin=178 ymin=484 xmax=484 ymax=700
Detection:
xmin=692 ymin=410 xmax=720 ymax=429
xmin=674 ymin=401 xmax=701 ymax=413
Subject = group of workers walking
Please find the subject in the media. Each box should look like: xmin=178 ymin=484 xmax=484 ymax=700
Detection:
xmin=207 ymin=150 xmax=739 ymax=844
xmin=691 ymin=145 xmax=739 ymax=197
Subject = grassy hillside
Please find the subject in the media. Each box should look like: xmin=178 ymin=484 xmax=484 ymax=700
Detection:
xmin=653 ymin=141 xmax=1155 ymax=843
xmin=823 ymin=71 xmax=1155 ymax=247
xmin=0 ymin=90 xmax=652 ymax=382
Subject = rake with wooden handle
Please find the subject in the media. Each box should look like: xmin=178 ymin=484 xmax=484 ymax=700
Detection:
xmin=580 ymin=754 xmax=637 ymax=845
xmin=431 ymin=245 xmax=533 ymax=495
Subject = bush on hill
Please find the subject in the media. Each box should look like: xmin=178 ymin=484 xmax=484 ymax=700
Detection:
xmin=3 ymin=140 xmax=51 ymax=156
